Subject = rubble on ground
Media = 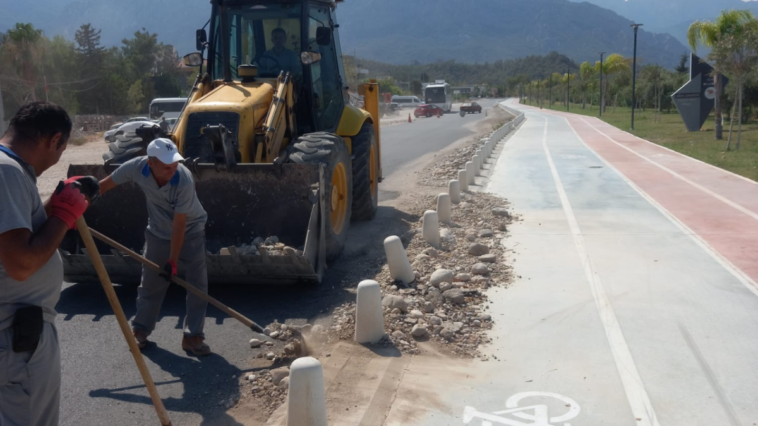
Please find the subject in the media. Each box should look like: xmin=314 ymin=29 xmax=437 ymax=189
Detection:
xmin=214 ymin=236 xmax=304 ymax=257
xmin=326 ymin=191 xmax=518 ymax=359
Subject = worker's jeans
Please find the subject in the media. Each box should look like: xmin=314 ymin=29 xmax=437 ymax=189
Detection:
xmin=132 ymin=230 xmax=208 ymax=338
xmin=0 ymin=322 xmax=60 ymax=426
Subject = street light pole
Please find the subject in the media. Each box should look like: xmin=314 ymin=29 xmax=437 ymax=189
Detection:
xmin=599 ymin=52 xmax=605 ymax=117
xmin=630 ymin=23 xmax=642 ymax=131
xmin=567 ymin=68 xmax=570 ymax=112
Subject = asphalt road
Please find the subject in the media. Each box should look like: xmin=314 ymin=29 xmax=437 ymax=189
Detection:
xmin=380 ymin=99 xmax=500 ymax=177
xmin=54 ymin=100 xmax=500 ymax=425
xmin=383 ymin=100 xmax=758 ymax=425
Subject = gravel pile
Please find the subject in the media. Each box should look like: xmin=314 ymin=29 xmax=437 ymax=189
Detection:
xmin=417 ymin=137 xmax=486 ymax=188
xmin=216 ymin=236 xmax=304 ymax=257
xmin=326 ymin=191 xmax=517 ymax=359
xmin=242 ymin=320 xmax=324 ymax=412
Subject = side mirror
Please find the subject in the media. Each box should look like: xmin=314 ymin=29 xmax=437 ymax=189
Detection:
xmin=301 ymin=51 xmax=322 ymax=65
xmin=196 ymin=29 xmax=208 ymax=51
xmin=316 ymin=27 xmax=332 ymax=46
xmin=183 ymin=52 xmax=204 ymax=67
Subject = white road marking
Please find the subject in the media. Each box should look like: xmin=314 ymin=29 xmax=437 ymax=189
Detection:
xmin=578 ymin=116 xmax=758 ymax=222
xmin=463 ymin=391 xmax=581 ymax=426
xmin=562 ymin=116 xmax=758 ymax=299
xmin=583 ymin=115 xmax=758 ymax=187
xmin=538 ymin=117 xmax=661 ymax=426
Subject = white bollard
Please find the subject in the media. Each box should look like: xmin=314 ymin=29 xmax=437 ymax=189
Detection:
xmin=449 ymin=180 xmax=461 ymax=204
xmin=422 ymin=210 xmax=440 ymax=248
xmin=465 ymin=162 xmax=475 ymax=185
xmin=437 ymin=193 xmax=452 ymax=224
xmin=287 ymin=357 xmax=328 ymax=426
xmin=383 ymin=236 xmax=415 ymax=284
xmin=458 ymin=170 xmax=468 ymax=192
xmin=354 ymin=280 xmax=385 ymax=344
xmin=473 ymin=155 xmax=481 ymax=175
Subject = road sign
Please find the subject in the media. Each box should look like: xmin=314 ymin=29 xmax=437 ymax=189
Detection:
xmin=672 ymin=53 xmax=728 ymax=132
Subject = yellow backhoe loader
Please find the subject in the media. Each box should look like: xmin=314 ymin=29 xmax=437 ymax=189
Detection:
xmin=61 ymin=0 xmax=381 ymax=284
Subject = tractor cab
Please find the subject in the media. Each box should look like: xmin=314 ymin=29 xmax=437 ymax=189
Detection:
xmin=205 ymin=0 xmax=348 ymax=135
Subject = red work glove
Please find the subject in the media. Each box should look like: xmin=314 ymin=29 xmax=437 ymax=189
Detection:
xmin=49 ymin=181 xmax=88 ymax=229
xmin=65 ymin=176 xmax=101 ymax=205
xmin=159 ymin=259 xmax=177 ymax=282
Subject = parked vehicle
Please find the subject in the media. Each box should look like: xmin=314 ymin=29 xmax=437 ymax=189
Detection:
xmin=104 ymin=117 xmax=152 ymax=142
xmin=414 ymin=104 xmax=444 ymax=118
xmin=149 ymin=97 xmax=187 ymax=120
xmin=460 ymin=102 xmax=482 ymax=114
xmin=392 ymin=95 xmax=424 ymax=109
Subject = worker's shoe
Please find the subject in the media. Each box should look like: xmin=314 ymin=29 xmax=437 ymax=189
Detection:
xmin=133 ymin=329 xmax=149 ymax=349
xmin=182 ymin=335 xmax=211 ymax=356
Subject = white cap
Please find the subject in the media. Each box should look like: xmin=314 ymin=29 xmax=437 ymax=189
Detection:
xmin=147 ymin=138 xmax=184 ymax=164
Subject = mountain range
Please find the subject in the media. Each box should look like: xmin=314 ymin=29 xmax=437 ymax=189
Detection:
xmin=1 ymin=0 xmax=736 ymax=68
xmin=569 ymin=0 xmax=758 ymax=48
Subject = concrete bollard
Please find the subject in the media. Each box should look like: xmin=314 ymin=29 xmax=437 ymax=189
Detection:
xmin=449 ymin=180 xmax=461 ymax=204
xmin=287 ymin=357 xmax=328 ymax=426
xmin=383 ymin=236 xmax=415 ymax=284
xmin=465 ymin=162 xmax=475 ymax=185
xmin=473 ymin=155 xmax=481 ymax=175
xmin=422 ymin=210 xmax=440 ymax=248
xmin=458 ymin=170 xmax=468 ymax=192
xmin=354 ymin=280 xmax=385 ymax=344
xmin=437 ymin=193 xmax=452 ymax=224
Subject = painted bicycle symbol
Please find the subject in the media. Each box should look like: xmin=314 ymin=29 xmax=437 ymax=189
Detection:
xmin=463 ymin=391 xmax=581 ymax=426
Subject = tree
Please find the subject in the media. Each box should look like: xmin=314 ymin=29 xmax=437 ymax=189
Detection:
xmin=3 ymin=23 xmax=44 ymax=101
xmin=126 ymin=79 xmax=145 ymax=114
xmin=75 ymin=24 xmax=105 ymax=113
xmin=688 ymin=10 xmax=755 ymax=142
xmin=640 ymin=65 xmax=666 ymax=122
xmin=578 ymin=61 xmax=596 ymax=109
xmin=707 ymin=15 xmax=758 ymax=150
xmin=594 ymin=53 xmax=630 ymax=113
xmin=675 ymin=54 xmax=689 ymax=75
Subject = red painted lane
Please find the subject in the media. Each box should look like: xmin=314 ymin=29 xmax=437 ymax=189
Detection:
xmin=520 ymin=104 xmax=758 ymax=286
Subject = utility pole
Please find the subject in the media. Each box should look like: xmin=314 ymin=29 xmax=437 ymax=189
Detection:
xmin=548 ymin=74 xmax=552 ymax=109
xmin=599 ymin=52 xmax=605 ymax=117
xmin=567 ymin=68 xmax=570 ymax=112
xmin=630 ymin=24 xmax=642 ymax=131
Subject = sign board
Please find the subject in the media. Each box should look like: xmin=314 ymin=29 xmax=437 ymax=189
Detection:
xmin=672 ymin=53 xmax=728 ymax=132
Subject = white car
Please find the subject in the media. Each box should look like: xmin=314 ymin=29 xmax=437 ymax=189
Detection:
xmin=104 ymin=121 xmax=158 ymax=144
xmin=104 ymin=117 xmax=151 ymax=142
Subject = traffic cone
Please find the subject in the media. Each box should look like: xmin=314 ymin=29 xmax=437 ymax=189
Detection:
xmin=408 ymin=114 xmax=412 ymax=123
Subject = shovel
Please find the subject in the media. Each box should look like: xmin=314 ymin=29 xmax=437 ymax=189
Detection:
xmin=86 ymin=227 xmax=267 ymax=335
xmin=76 ymin=217 xmax=173 ymax=426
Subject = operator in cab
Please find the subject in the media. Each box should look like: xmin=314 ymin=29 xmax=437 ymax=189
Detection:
xmin=259 ymin=28 xmax=301 ymax=79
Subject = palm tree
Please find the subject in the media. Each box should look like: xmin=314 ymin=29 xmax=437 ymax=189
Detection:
xmin=703 ymin=13 xmax=758 ymax=150
xmin=3 ymin=23 xmax=44 ymax=101
xmin=594 ymin=54 xmax=629 ymax=113
xmin=688 ymin=10 xmax=755 ymax=143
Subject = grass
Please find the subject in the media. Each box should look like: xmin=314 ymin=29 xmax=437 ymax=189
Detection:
xmin=525 ymin=100 xmax=758 ymax=182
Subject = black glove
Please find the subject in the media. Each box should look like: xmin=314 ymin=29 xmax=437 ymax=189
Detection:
xmin=159 ymin=259 xmax=177 ymax=282
xmin=64 ymin=176 xmax=100 ymax=205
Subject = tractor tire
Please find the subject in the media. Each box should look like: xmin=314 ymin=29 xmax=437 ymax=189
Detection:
xmin=351 ymin=123 xmax=379 ymax=221
xmin=287 ymin=132 xmax=353 ymax=261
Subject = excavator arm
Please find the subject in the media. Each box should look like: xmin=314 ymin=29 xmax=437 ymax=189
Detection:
xmin=259 ymin=71 xmax=297 ymax=163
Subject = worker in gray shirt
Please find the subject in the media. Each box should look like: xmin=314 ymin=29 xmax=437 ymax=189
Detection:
xmin=99 ymin=138 xmax=211 ymax=356
xmin=0 ymin=102 xmax=96 ymax=426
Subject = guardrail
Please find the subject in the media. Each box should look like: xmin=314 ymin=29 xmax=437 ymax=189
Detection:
xmin=485 ymin=101 xmax=525 ymax=142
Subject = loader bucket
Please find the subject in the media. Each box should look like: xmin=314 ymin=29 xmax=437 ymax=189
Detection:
xmin=60 ymin=163 xmax=326 ymax=285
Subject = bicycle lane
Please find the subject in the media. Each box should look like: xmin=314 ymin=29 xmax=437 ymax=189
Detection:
xmin=500 ymin=101 xmax=758 ymax=425
xmin=383 ymin=107 xmax=638 ymax=425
